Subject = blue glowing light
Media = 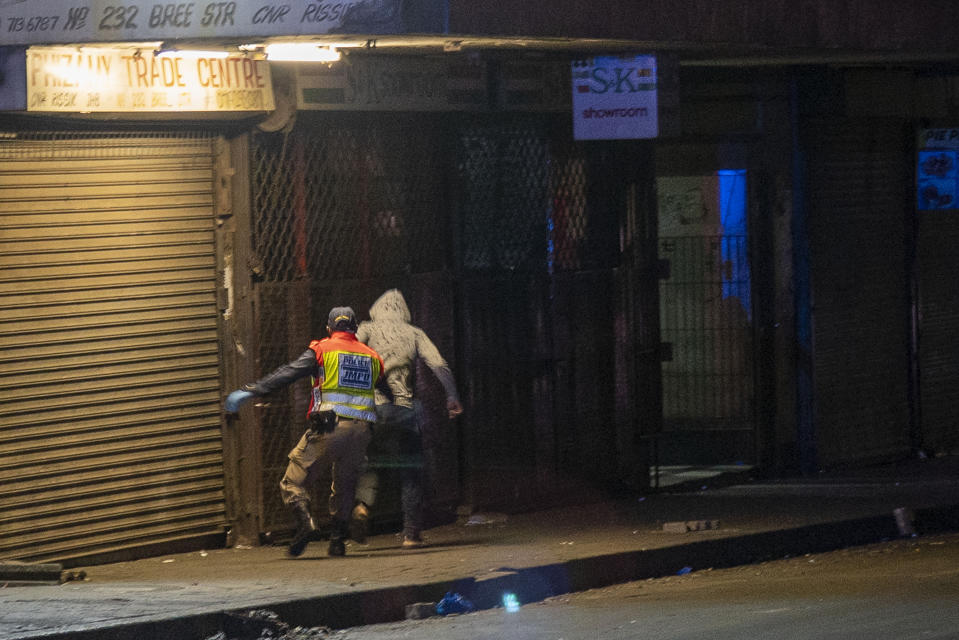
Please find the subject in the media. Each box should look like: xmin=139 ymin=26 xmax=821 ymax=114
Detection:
xmin=502 ymin=592 xmax=521 ymax=612
xmin=718 ymin=169 xmax=751 ymax=320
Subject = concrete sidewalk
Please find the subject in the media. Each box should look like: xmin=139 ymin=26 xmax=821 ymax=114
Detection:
xmin=2 ymin=458 xmax=959 ymax=640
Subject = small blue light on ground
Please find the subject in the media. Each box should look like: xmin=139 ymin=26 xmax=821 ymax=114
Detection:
xmin=503 ymin=592 xmax=521 ymax=612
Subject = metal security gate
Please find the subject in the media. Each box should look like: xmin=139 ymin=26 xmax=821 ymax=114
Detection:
xmin=0 ymin=132 xmax=227 ymax=563
xmin=453 ymin=118 xmax=634 ymax=508
xmin=806 ymin=120 xmax=912 ymax=466
xmin=249 ymin=111 xmax=647 ymax=530
xmin=656 ymin=172 xmax=755 ymax=465
xmin=250 ymin=113 xmax=455 ymax=533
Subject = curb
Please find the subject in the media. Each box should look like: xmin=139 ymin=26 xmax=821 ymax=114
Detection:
xmin=22 ymin=503 xmax=959 ymax=640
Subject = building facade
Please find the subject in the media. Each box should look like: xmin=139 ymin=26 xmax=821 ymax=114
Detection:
xmin=1 ymin=0 xmax=958 ymax=563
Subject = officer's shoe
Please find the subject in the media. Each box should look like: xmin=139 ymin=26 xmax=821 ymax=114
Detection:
xmin=328 ymin=537 xmax=346 ymax=557
xmin=287 ymin=503 xmax=316 ymax=558
xmin=349 ymin=502 xmax=370 ymax=544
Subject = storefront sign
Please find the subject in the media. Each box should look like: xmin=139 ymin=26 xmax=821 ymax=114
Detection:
xmin=497 ymin=59 xmax=569 ymax=112
xmin=571 ymin=54 xmax=658 ymax=140
xmin=921 ymin=128 xmax=959 ymax=150
xmin=917 ymin=128 xmax=959 ymax=211
xmin=297 ymin=56 xmax=487 ymax=111
xmin=0 ymin=1 xmax=443 ymax=46
xmin=26 ymin=46 xmax=274 ymax=112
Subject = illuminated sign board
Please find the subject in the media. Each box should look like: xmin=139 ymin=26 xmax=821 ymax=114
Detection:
xmin=571 ymin=54 xmax=658 ymax=140
xmin=26 ymin=46 xmax=274 ymax=112
xmin=917 ymin=129 xmax=959 ymax=211
xmin=0 ymin=1 xmax=442 ymax=46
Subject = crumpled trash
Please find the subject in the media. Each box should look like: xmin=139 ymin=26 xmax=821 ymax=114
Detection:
xmin=436 ymin=591 xmax=475 ymax=615
xmin=677 ymin=566 xmax=693 ymax=575
xmin=465 ymin=513 xmax=508 ymax=526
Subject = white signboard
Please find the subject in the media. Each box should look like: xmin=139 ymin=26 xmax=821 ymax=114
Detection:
xmin=27 ymin=46 xmax=274 ymax=112
xmin=0 ymin=1 xmax=422 ymax=46
xmin=571 ymin=54 xmax=658 ymax=140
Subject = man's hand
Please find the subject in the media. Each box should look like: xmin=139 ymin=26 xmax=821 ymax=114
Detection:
xmin=447 ymin=398 xmax=464 ymax=419
xmin=224 ymin=389 xmax=254 ymax=413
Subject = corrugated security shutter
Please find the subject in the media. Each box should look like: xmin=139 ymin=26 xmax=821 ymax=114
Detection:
xmin=0 ymin=132 xmax=227 ymax=563
xmin=916 ymin=211 xmax=959 ymax=453
xmin=806 ymin=120 xmax=912 ymax=466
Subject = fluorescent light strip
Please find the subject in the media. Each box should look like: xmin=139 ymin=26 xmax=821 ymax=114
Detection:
xmin=264 ymin=43 xmax=340 ymax=62
xmin=156 ymin=49 xmax=230 ymax=59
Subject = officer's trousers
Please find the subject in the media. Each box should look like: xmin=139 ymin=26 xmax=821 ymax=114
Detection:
xmin=279 ymin=417 xmax=372 ymax=522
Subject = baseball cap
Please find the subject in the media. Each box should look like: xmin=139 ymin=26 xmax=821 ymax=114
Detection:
xmin=327 ymin=306 xmax=357 ymax=332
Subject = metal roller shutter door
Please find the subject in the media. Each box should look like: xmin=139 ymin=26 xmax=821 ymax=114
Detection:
xmin=916 ymin=211 xmax=959 ymax=453
xmin=806 ymin=120 xmax=912 ymax=466
xmin=0 ymin=132 xmax=227 ymax=563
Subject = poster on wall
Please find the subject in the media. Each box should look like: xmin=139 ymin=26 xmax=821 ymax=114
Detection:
xmin=917 ymin=129 xmax=959 ymax=211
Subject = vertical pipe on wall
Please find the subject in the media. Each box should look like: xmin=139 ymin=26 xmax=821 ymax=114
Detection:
xmin=289 ymin=136 xmax=311 ymax=435
xmin=790 ymin=75 xmax=818 ymax=474
xmin=628 ymin=141 xmax=661 ymax=490
xmin=221 ymin=133 xmax=264 ymax=545
xmin=904 ymin=122 xmax=923 ymax=455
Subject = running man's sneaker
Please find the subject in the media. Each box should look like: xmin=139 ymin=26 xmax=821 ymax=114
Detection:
xmin=349 ymin=502 xmax=370 ymax=544
xmin=402 ymin=535 xmax=425 ymax=549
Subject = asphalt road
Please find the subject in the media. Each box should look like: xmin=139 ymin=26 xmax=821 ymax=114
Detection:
xmin=332 ymin=532 xmax=959 ymax=640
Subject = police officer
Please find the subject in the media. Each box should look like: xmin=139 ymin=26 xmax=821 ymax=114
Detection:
xmin=224 ymin=307 xmax=385 ymax=557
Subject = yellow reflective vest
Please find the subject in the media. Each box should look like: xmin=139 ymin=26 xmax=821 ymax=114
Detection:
xmin=308 ymin=331 xmax=383 ymax=422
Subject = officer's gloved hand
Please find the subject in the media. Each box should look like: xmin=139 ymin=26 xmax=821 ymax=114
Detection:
xmin=224 ymin=389 xmax=254 ymax=413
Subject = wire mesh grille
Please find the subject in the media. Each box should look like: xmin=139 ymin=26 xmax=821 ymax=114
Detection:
xmin=549 ymin=154 xmax=589 ymax=272
xmin=252 ymin=116 xmax=445 ymax=283
xmin=250 ymin=114 xmax=450 ymax=530
xmin=454 ymin=121 xmax=604 ymax=273
xmin=456 ymin=123 xmax=550 ymax=271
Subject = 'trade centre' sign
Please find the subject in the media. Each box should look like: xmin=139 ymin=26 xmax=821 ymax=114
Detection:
xmin=572 ymin=55 xmax=658 ymax=141
xmin=27 ymin=46 xmax=274 ymax=112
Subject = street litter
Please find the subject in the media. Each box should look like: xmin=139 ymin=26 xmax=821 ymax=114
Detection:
xmin=663 ymin=519 xmax=720 ymax=533
xmin=893 ymin=507 xmax=916 ymax=537
xmin=465 ymin=513 xmax=509 ymax=526
xmin=436 ymin=591 xmax=475 ymax=615
xmin=405 ymin=602 xmax=436 ymax=619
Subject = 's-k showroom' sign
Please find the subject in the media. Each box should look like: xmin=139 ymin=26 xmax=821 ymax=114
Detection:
xmin=571 ymin=55 xmax=658 ymax=141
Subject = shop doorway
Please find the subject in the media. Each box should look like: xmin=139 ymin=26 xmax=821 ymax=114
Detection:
xmin=654 ymin=170 xmax=756 ymax=470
